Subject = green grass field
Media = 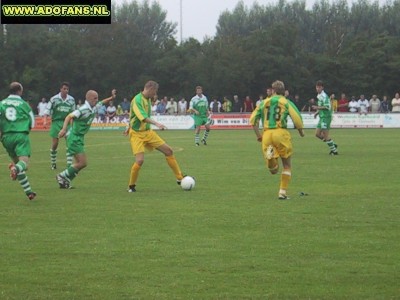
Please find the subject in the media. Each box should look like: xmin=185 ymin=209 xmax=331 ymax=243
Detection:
xmin=1 ymin=129 xmax=399 ymax=299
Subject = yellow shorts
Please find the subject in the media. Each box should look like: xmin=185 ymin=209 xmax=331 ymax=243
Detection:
xmin=262 ymin=128 xmax=293 ymax=159
xmin=129 ymin=130 xmax=165 ymax=155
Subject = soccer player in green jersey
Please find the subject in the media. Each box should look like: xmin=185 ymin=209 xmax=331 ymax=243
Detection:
xmin=125 ymin=81 xmax=185 ymax=192
xmin=312 ymin=80 xmax=338 ymax=155
xmin=55 ymin=89 xmax=116 ymax=189
xmin=0 ymin=82 xmax=36 ymax=200
xmin=250 ymin=80 xmax=305 ymax=200
xmin=189 ymin=86 xmax=211 ymax=146
xmin=43 ymin=82 xmax=76 ymax=170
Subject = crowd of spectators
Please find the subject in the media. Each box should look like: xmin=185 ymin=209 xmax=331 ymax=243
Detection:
xmin=147 ymin=92 xmax=400 ymax=115
xmin=148 ymin=94 xmax=255 ymax=115
xmin=300 ymin=92 xmax=397 ymax=114
xmin=29 ymin=91 xmax=400 ymax=117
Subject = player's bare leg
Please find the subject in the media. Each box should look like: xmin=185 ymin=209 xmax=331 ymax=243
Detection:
xmin=315 ymin=128 xmax=324 ymax=141
xmin=265 ymin=145 xmax=279 ymax=174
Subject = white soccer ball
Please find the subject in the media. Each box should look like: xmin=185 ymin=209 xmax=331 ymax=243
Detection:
xmin=181 ymin=176 xmax=195 ymax=191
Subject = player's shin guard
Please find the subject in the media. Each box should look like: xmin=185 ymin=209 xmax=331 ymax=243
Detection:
xmin=16 ymin=160 xmax=27 ymax=173
xmin=66 ymin=152 xmax=73 ymax=168
xmin=129 ymin=162 xmax=141 ymax=186
xmin=50 ymin=149 xmax=57 ymax=165
xmin=279 ymin=169 xmax=291 ymax=195
xmin=17 ymin=172 xmax=33 ymax=195
xmin=165 ymin=155 xmax=184 ymax=180
xmin=202 ymin=129 xmax=210 ymax=141
xmin=60 ymin=166 xmax=79 ymax=181
xmin=326 ymin=139 xmax=337 ymax=152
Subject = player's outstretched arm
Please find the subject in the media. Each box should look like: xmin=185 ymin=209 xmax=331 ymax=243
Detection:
xmin=43 ymin=113 xmax=50 ymax=127
xmin=187 ymin=108 xmax=199 ymax=115
xmin=29 ymin=111 xmax=35 ymax=130
xmin=100 ymin=89 xmax=117 ymax=105
xmin=123 ymin=126 xmax=130 ymax=136
xmin=188 ymin=100 xmax=199 ymax=115
xmin=251 ymin=124 xmax=262 ymax=142
xmin=124 ymin=113 xmax=131 ymax=136
xmin=124 ymin=112 xmax=131 ymax=136
xmin=249 ymin=105 xmax=262 ymax=141
xmin=58 ymin=113 xmax=75 ymax=138
xmin=312 ymin=105 xmax=329 ymax=111
xmin=143 ymin=117 xmax=167 ymax=130
xmin=124 ymin=99 xmax=133 ymax=137
xmin=43 ymin=98 xmax=54 ymax=126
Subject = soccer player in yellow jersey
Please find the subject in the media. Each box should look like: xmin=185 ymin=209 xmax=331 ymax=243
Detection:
xmin=125 ymin=80 xmax=185 ymax=192
xmin=250 ymin=80 xmax=305 ymax=200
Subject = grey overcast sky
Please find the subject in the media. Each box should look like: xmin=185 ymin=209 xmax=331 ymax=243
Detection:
xmin=112 ymin=0 xmax=317 ymax=42
xmin=112 ymin=0 xmax=390 ymax=41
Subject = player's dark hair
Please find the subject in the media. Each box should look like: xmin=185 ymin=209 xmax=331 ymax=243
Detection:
xmin=9 ymin=82 xmax=23 ymax=94
xmin=61 ymin=81 xmax=70 ymax=88
xmin=316 ymin=80 xmax=324 ymax=87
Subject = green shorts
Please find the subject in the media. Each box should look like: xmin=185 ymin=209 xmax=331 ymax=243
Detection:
xmin=194 ymin=116 xmax=209 ymax=127
xmin=67 ymin=133 xmax=85 ymax=155
xmin=50 ymin=120 xmax=69 ymax=138
xmin=317 ymin=116 xmax=332 ymax=130
xmin=1 ymin=133 xmax=31 ymax=158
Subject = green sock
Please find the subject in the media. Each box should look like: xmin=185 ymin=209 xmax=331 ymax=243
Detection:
xmin=60 ymin=166 xmax=79 ymax=181
xmin=50 ymin=149 xmax=57 ymax=165
xmin=17 ymin=172 xmax=32 ymax=194
xmin=16 ymin=161 xmax=27 ymax=173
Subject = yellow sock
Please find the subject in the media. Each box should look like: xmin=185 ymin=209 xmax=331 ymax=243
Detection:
xmin=280 ymin=169 xmax=291 ymax=191
xmin=129 ymin=162 xmax=141 ymax=186
xmin=166 ymin=155 xmax=183 ymax=180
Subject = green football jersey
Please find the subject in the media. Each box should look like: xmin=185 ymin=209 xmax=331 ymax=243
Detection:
xmin=0 ymin=95 xmax=35 ymax=134
xmin=130 ymin=93 xmax=151 ymax=132
xmin=317 ymin=91 xmax=332 ymax=118
xmin=69 ymin=100 xmax=101 ymax=136
xmin=46 ymin=93 xmax=76 ymax=121
xmin=190 ymin=94 xmax=209 ymax=117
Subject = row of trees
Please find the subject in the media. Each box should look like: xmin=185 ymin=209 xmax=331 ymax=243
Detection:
xmin=1 ymin=0 xmax=400 ymax=105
